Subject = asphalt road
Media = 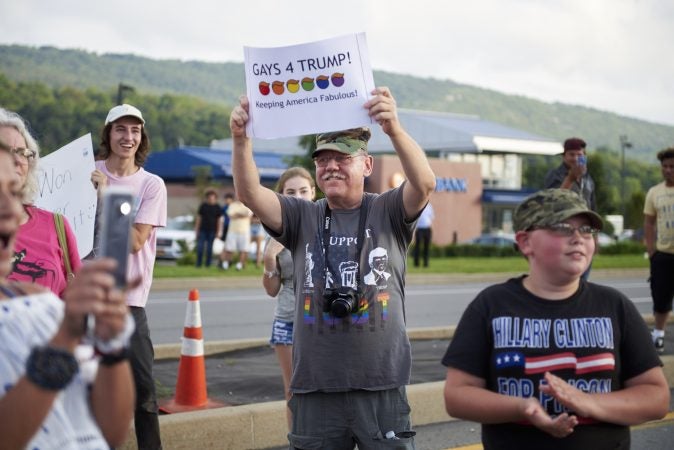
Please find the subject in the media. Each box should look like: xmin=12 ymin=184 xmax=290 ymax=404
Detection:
xmin=146 ymin=273 xmax=653 ymax=345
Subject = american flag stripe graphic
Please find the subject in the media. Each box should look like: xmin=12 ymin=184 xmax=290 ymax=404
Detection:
xmin=523 ymin=352 xmax=615 ymax=375
xmin=575 ymin=353 xmax=616 ymax=374
xmin=495 ymin=351 xmax=616 ymax=375
xmin=524 ymin=352 xmax=576 ymax=373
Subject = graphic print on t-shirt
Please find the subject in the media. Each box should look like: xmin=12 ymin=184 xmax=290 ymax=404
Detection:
xmin=10 ymin=247 xmax=59 ymax=290
xmin=303 ymin=243 xmax=314 ymax=288
xmin=492 ymin=315 xmax=616 ymax=416
xmin=363 ymin=247 xmax=391 ymax=288
xmin=300 ymin=229 xmax=392 ymax=328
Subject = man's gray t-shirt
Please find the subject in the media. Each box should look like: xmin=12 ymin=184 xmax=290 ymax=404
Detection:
xmin=270 ymin=186 xmax=415 ymax=393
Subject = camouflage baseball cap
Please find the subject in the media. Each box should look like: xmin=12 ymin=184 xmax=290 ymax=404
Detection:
xmin=513 ymin=189 xmax=603 ymax=232
xmin=313 ymin=127 xmax=371 ymax=157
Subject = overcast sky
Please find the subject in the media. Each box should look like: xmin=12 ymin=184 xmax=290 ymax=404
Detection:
xmin=2 ymin=0 xmax=673 ymax=125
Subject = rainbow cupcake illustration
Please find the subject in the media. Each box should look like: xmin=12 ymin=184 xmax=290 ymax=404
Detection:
xmin=272 ymin=80 xmax=285 ymax=95
xmin=259 ymin=81 xmax=270 ymax=96
xmin=331 ymin=73 xmax=345 ymax=87
xmin=316 ymin=75 xmax=330 ymax=89
xmin=301 ymin=77 xmax=315 ymax=91
xmin=286 ymin=79 xmax=300 ymax=93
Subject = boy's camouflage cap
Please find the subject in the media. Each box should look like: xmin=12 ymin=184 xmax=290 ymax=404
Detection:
xmin=313 ymin=127 xmax=371 ymax=157
xmin=513 ymin=189 xmax=603 ymax=232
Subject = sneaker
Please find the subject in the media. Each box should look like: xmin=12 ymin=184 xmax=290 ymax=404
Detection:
xmin=221 ymin=261 xmax=229 ymax=270
xmin=235 ymin=262 xmax=243 ymax=271
xmin=655 ymin=336 xmax=665 ymax=353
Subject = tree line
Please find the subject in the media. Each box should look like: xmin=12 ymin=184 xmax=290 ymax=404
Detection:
xmin=0 ymin=73 xmax=232 ymax=154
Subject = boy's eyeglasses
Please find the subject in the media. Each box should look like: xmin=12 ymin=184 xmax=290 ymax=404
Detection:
xmin=532 ymin=223 xmax=598 ymax=238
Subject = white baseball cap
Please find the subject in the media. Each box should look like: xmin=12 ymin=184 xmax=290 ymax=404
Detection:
xmin=105 ymin=104 xmax=145 ymax=125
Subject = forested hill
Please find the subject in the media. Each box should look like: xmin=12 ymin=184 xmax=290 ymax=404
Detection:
xmin=1 ymin=44 xmax=673 ymax=159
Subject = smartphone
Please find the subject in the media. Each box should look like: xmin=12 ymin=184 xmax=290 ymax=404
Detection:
xmin=577 ymin=155 xmax=587 ymax=166
xmin=99 ymin=186 xmax=135 ymax=288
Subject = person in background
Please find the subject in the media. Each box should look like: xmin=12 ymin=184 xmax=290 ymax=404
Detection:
xmin=643 ymin=146 xmax=674 ymax=354
xmin=250 ymin=215 xmax=267 ymax=268
xmin=261 ymin=166 xmax=316 ymax=429
xmin=219 ymin=194 xmax=252 ymax=271
xmin=544 ymin=137 xmax=597 ymax=280
xmin=194 ymin=188 xmax=223 ymax=268
xmin=220 ymin=192 xmax=234 ymax=242
xmin=230 ymin=86 xmax=435 ymax=449
xmin=0 ymin=107 xmax=81 ymax=297
xmin=0 ymin=140 xmax=135 ymax=449
xmin=443 ymin=189 xmax=668 ymax=449
xmin=412 ymin=202 xmax=434 ymax=268
xmin=544 ymin=137 xmax=596 ymax=210
xmin=90 ymin=103 xmax=167 ymax=450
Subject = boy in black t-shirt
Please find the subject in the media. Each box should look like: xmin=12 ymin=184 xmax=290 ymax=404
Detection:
xmin=442 ymin=189 xmax=669 ymax=450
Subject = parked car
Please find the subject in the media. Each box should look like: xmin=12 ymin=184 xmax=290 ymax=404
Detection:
xmin=156 ymin=215 xmax=226 ymax=260
xmin=463 ymin=233 xmax=516 ymax=247
xmin=597 ymin=232 xmax=616 ymax=247
xmin=156 ymin=215 xmax=200 ymax=260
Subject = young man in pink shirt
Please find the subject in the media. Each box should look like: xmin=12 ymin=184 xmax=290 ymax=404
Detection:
xmin=91 ymin=104 xmax=167 ymax=449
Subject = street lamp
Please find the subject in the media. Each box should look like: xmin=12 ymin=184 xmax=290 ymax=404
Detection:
xmin=619 ymin=134 xmax=632 ymax=219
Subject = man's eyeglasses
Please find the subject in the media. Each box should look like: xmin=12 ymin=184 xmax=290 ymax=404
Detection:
xmin=10 ymin=147 xmax=36 ymax=163
xmin=532 ymin=223 xmax=598 ymax=238
xmin=313 ymin=154 xmax=363 ymax=168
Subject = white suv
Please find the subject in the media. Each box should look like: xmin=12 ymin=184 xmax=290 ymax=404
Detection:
xmin=156 ymin=215 xmax=224 ymax=260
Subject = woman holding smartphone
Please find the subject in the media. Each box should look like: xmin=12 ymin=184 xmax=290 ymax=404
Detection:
xmin=0 ymin=138 xmax=135 ymax=449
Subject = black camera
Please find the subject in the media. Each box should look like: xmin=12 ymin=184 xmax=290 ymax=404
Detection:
xmin=323 ymin=287 xmax=359 ymax=318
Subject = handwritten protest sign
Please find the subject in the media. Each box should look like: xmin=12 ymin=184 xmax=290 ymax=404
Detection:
xmin=244 ymin=33 xmax=375 ymax=139
xmin=34 ymin=134 xmax=96 ymax=257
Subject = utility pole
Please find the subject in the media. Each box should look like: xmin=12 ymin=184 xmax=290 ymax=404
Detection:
xmin=117 ymin=83 xmax=135 ymax=105
xmin=619 ymin=135 xmax=632 ymax=220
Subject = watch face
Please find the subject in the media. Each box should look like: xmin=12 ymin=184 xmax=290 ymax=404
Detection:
xmin=27 ymin=347 xmax=79 ymax=390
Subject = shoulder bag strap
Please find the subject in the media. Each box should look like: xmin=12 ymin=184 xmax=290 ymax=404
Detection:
xmin=53 ymin=213 xmax=74 ymax=279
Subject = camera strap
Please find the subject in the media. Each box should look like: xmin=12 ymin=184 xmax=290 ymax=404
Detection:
xmin=322 ymin=195 xmax=368 ymax=289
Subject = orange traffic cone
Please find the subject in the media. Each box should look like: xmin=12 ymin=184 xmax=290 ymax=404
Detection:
xmin=159 ymin=289 xmax=226 ymax=413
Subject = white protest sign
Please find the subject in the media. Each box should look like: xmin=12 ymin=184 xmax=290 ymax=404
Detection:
xmin=34 ymin=134 xmax=97 ymax=258
xmin=244 ymin=33 xmax=376 ymax=139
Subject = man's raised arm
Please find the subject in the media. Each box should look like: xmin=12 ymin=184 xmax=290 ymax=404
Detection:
xmin=230 ymin=96 xmax=283 ymax=234
xmin=366 ymin=87 xmax=436 ymax=219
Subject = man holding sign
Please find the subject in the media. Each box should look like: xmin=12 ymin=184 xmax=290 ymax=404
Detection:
xmin=230 ymin=87 xmax=435 ymax=449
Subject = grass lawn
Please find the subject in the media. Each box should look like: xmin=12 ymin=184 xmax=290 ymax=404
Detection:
xmin=153 ymin=254 xmax=648 ymax=279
